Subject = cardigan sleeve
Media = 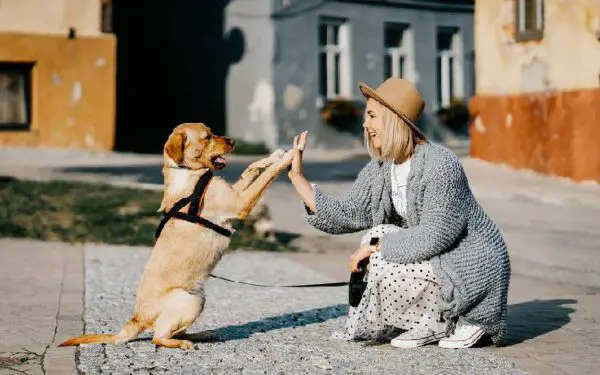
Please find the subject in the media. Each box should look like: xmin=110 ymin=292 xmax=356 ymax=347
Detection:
xmin=380 ymin=155 xmax=469 ymax=263
xmin=303 ymin=161 xmax=375 ymax=234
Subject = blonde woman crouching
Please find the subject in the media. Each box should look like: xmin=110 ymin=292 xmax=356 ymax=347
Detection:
xmin=287 ymin=78 xmax=510 ymax=349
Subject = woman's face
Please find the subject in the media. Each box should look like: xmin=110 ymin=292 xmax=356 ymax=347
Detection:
xmin=363 ymin=99 xmax=384 ymax=150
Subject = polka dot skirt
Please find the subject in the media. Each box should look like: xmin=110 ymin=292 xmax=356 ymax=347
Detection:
xmin=331 ymin=225 xmax=447 ymax=341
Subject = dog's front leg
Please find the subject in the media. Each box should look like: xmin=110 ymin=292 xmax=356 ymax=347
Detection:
xmin=235 ymin=149 xmax=294 ymax=219
xmin=232 ymin=149 xmax=286 ymax=192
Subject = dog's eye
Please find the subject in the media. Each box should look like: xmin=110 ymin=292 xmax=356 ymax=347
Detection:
xmin=206 ymin=135 xmax=212 ymax=141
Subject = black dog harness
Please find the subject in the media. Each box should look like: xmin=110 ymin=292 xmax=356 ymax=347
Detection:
xmin=153 ymin=168 xmax=350 ymax=289
xmin=154 ymin=170 xmax=233 ymax=240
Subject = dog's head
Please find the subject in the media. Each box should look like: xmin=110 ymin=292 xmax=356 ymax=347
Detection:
xmin=164 ymin=123 xmax=235 ymax=170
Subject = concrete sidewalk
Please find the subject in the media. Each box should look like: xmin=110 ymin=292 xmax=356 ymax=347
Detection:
xmin=0 ymin=240 xmax=83 ymax=375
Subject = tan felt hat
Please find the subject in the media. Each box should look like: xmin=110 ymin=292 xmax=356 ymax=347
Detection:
xmin=359 ymin=78 xmax=426 ymax=139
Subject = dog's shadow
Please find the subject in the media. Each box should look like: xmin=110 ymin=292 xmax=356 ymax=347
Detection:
xmin=184 ymin=304 xmax=348 ymax=343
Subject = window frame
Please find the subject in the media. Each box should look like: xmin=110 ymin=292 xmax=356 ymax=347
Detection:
xmin=515 ymin=0 xmax=544 ymax=42
xmin=318 ymin=17 xmax=351 ymax=100
xmin=383 ymin=23 xmax=415 ymax=82
xmin=0 ymin=62 xmax=33 ymax=132
xmin=435 ymin=27 xmax=464 ymax=109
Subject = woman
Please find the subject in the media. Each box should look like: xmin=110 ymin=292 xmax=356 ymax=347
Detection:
xmin=288 ymin=78 xmax=510 ymax=349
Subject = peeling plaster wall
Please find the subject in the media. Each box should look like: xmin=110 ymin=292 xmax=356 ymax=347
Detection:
xmin=0 ymin=33 xmax=116 ymax=150
xmin=225 ymin=0 xmax=278 ymax=149
xmin=475 ymin=0 xmax=600 ymax=95
xmin=471 ymin=0 xmax=600 ymax=182
xmin=470 ymin=89 xmax=600 ymax=183
xmin=0 ymin=0 xmax=101 ymax=36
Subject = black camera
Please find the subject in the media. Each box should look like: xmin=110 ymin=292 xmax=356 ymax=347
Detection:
xmin=348 ymin=237 xmax=379 ymax=307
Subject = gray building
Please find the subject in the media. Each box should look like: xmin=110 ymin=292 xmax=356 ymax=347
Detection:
xmin=226 ymin=0 xmax=474 ymax=151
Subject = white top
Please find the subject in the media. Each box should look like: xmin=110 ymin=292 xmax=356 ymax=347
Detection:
xmin=390 ymin=159 xmax=412 ymax=217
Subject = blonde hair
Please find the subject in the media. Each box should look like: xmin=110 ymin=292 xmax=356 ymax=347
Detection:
xmin=364 ymin=99 xmax=424 ymax=163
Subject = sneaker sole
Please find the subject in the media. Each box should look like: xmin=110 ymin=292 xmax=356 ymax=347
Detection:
xmin=391 ymin=335 xmax=443 ymax=349
xmin=438 ymin=329 xmax=485 ymax=349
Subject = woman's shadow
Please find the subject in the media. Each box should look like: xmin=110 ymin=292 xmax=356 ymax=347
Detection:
xmin=503 ymin=298 xmax=577 ymax=346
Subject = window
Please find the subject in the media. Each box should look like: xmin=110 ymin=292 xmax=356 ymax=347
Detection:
xmin=436 ymin=27 xmax=464 ymax=108
xmin=384 ymin=23 xmax=414 ymax=81
xmin=515 ymin=0 xmax=544 ymax=41
xmin=318 ymin=17 xmax=351 ymax=99
xmin=0 ymin=63 xmax=33 ymax=131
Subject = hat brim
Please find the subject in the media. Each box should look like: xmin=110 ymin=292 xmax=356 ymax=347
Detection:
xmin=359 ymin=82 xmax=426 ymax=139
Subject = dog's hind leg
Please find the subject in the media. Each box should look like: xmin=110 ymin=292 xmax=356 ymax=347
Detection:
xmin=113 ymin=317 xmax=147 ymax=344
xmin=152 ymin=313 xmax=196 ymax=350
xmin=151 ymin=289 xmax=204 ymax=350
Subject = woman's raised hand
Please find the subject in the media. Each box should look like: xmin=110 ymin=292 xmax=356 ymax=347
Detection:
xmin=288 ymin=131 xmax=308 ymax=178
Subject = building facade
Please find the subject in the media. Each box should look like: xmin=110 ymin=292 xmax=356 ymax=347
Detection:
xmin=0 ymin=0 xmax=115 ymax=150
xmin=470 ymin=0 xmax=600 ymax=183
xmin=226 ymin=0 xmax=475 ymax=150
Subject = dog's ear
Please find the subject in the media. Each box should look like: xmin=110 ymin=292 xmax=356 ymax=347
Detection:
xmin=165 ymin=132 xmax=187 ymax=165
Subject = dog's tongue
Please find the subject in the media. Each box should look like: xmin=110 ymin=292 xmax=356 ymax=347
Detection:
xmin=214 ymin=156 xmax=227 ymax=165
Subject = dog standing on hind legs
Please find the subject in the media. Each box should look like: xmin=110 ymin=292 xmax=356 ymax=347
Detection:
xmin=59 ymin=123 xmax=308 ymax=350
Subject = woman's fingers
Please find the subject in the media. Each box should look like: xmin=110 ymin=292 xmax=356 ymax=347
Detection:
xmin=297 ymin=131 xmax=308 ymax=151
xmin=349 ymin=253 xmax=359 ymax=272
xmin=293 ymin=135 xmax=298 ymax=149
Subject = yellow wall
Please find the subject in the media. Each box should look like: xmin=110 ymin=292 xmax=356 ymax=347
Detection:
xmin=0 ymin=32 xmax=116 ymax=150
xmin=475 ymin=0 xmax=600 ymax=95
xmin=0 ymin=0 xmax=101 ymax=36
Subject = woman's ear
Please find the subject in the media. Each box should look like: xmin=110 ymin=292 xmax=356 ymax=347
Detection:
xmin=165 ymin=132 xmax=188 ymax=165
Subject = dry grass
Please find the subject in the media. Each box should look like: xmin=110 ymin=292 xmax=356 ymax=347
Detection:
xmin=0 ymin=176 xmax=295 ymax=251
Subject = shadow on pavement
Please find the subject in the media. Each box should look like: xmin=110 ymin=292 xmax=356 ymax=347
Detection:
xmin=58 ymin=158 xmax=369 ymax=185
xmin=185 ymin=304 xmax=348 ymax=343
xmin=505 ymin=298 xmax=576 ymax=346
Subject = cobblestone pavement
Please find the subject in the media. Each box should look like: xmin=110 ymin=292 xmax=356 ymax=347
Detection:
xmin=78 ymin=247 xmax=525 ymax=375
xmin=286 ymin=250 xmax=600 ymax=375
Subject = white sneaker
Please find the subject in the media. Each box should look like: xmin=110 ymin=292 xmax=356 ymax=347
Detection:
xmin=390 ymin=328 xmax=446 ymax=349
xmin=438 ymin=317 xmax=485 ymax=349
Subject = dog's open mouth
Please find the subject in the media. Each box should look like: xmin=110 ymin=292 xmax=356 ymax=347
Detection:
xmin=211 ymin=155 xmax=228 ymax=170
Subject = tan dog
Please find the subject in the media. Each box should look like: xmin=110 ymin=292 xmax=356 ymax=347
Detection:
xmin=59 ymin=123 xmax=297 ymax=350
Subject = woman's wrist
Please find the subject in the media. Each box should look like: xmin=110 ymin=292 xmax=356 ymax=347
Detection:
xmin=289 ymin=172 xmax=316 ymax=213
xmin=288 ymin=171 xmax=304 ymax=181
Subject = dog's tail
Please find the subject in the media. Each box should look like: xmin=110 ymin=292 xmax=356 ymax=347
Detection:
xmin=58 ymin=317 xmax=145 ymax=347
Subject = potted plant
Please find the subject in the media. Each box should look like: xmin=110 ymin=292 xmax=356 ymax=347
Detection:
xmin=436 ymin=99 xmax=470 ymax=132
xmin=320 ymin=97 xmax=364 ymax=131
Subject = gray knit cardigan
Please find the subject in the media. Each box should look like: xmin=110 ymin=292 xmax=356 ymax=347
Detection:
xmin=305 ymin=141 xmax=510 ymax=346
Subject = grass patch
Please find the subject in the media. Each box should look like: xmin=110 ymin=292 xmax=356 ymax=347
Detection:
xmin=0 ymin=176 xmax=295 ymax=251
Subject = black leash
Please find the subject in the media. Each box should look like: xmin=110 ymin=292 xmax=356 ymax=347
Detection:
xmin=155 ymin=170 xmax=233 ymax=240
xmin=209 ymin=273 xmax=348 ymax=288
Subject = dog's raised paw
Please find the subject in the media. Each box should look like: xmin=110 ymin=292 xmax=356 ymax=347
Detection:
xmin=270 ymin=149 xmax=286 ymax=160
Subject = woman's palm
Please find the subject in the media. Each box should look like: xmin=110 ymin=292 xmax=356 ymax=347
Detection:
xmin=289 ymin=131 xmax=308 ymax=176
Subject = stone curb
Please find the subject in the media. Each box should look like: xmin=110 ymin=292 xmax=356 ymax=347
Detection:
xmin=42 ymin=245 xmax=85 ymax=375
